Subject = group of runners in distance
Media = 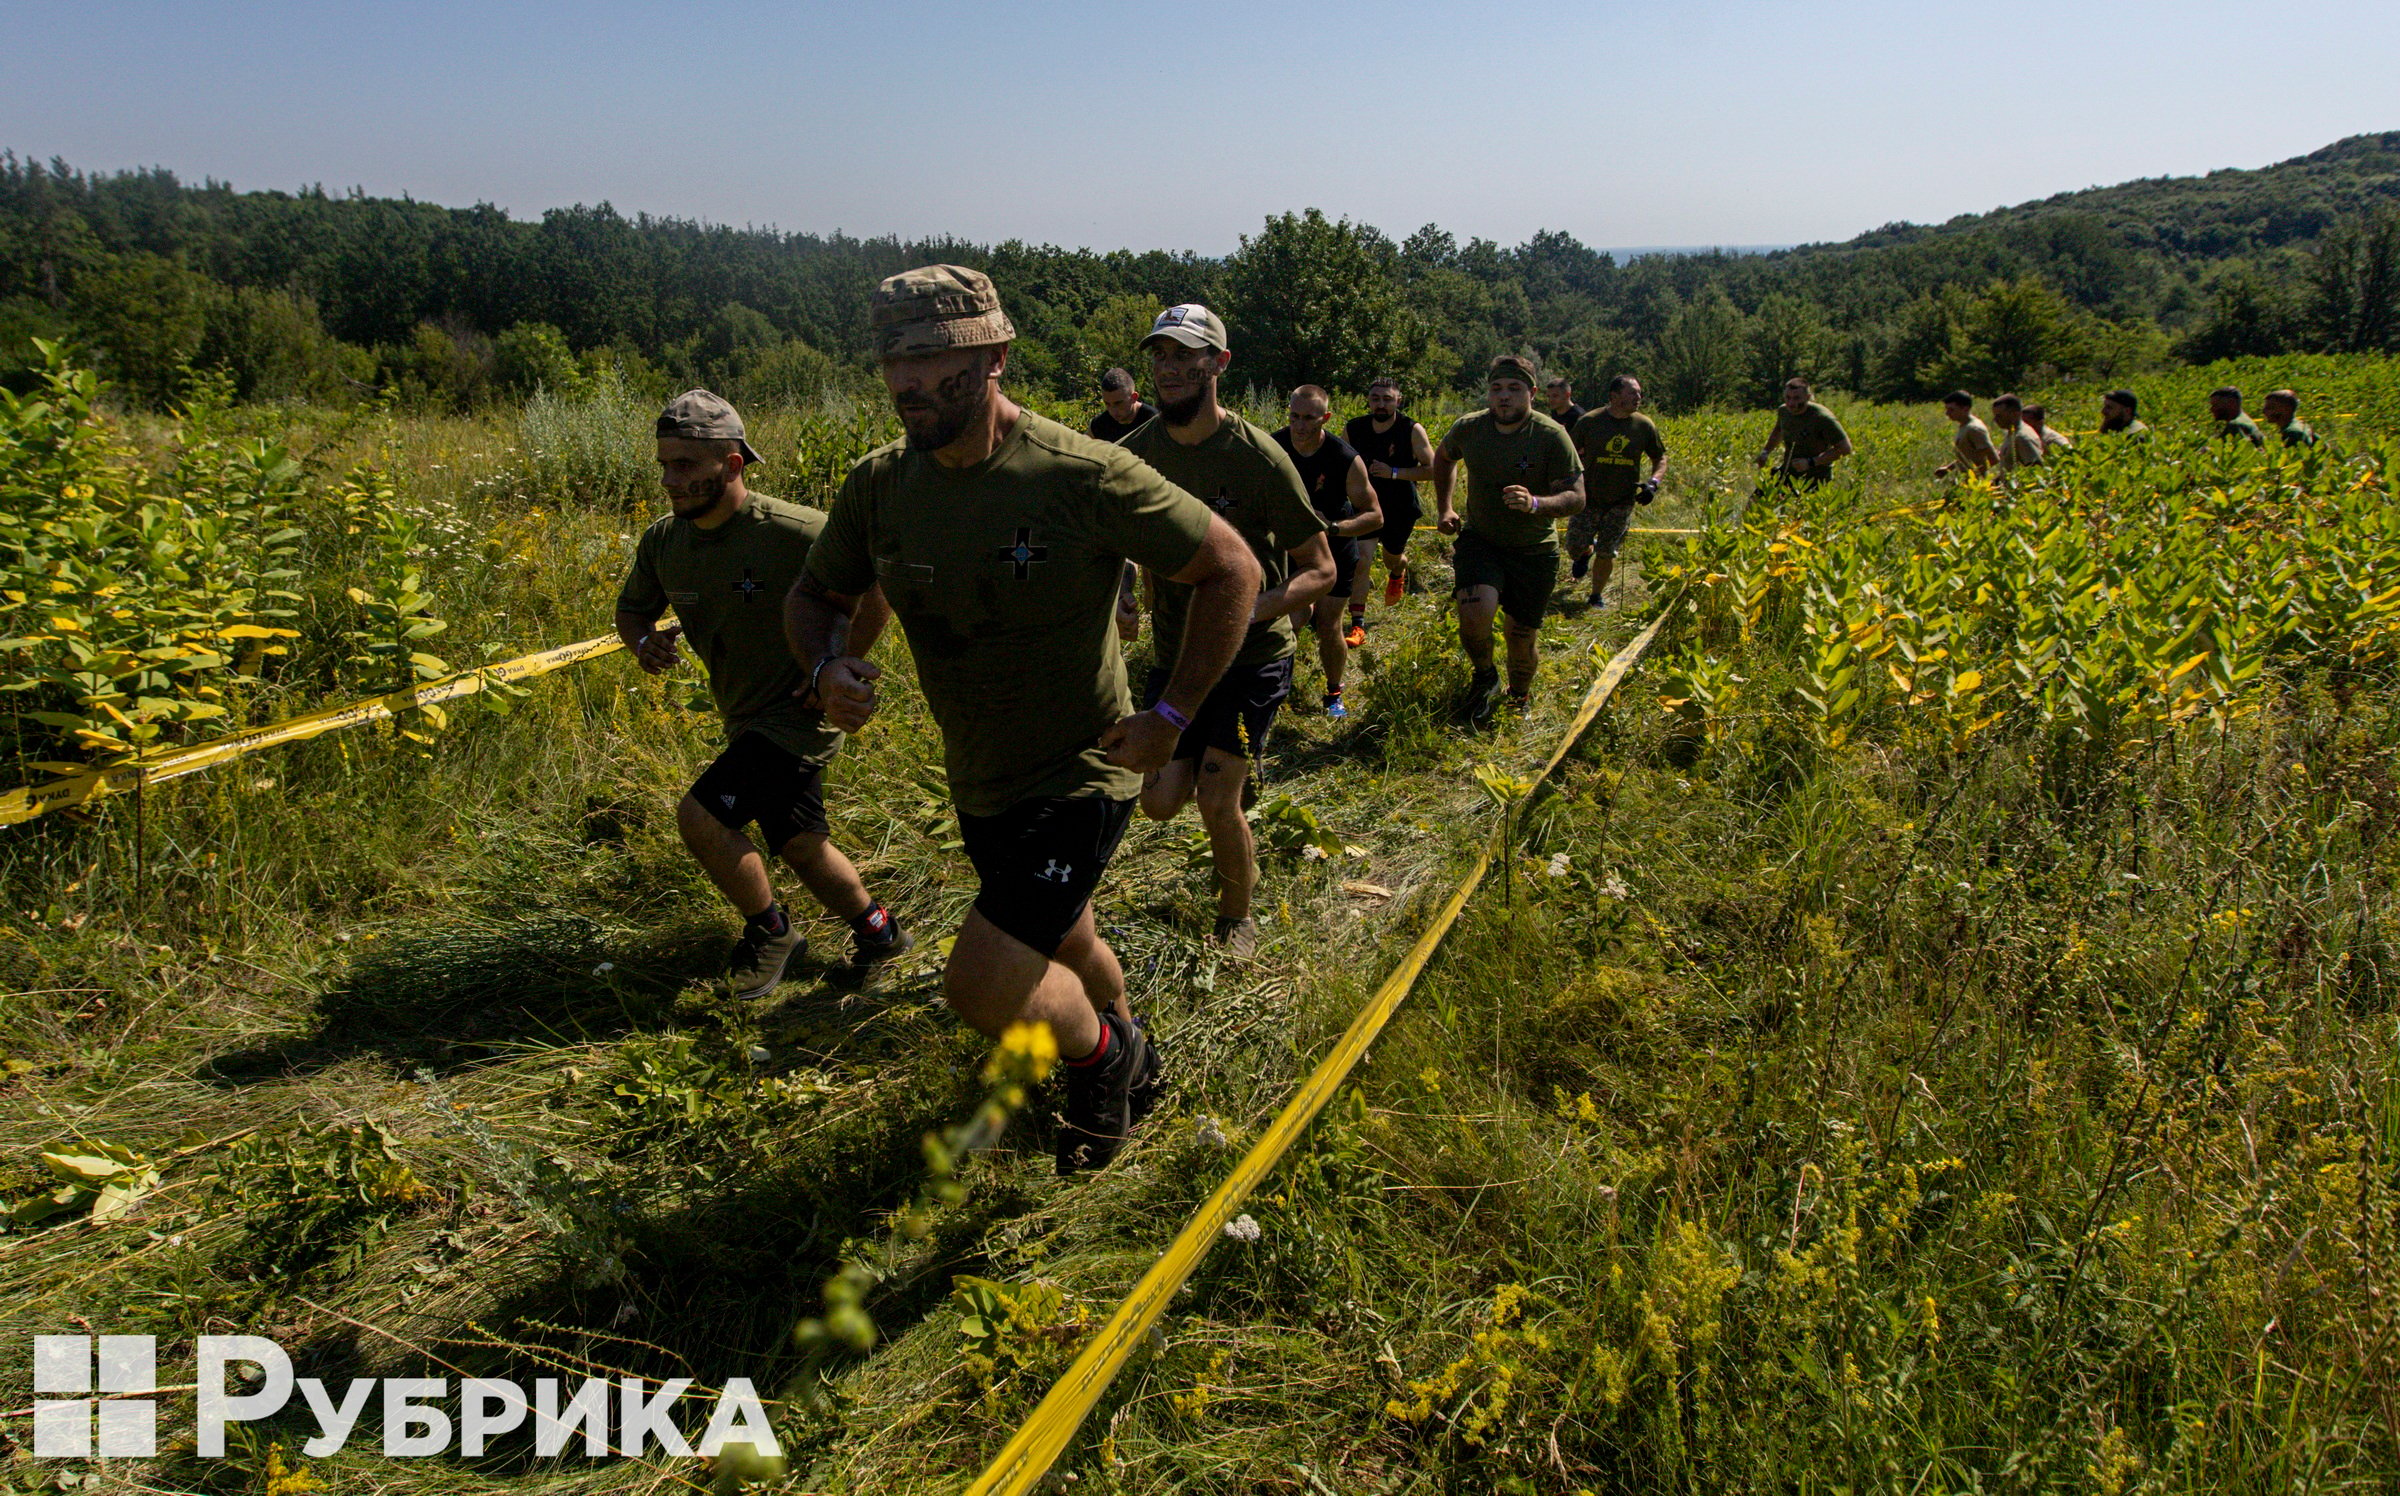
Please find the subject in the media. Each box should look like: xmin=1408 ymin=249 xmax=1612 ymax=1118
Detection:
xmin=1936 ymin=381 xmax=2320 ymax=479
xmin=613 ymin=261 xmax=2322 ymax=1175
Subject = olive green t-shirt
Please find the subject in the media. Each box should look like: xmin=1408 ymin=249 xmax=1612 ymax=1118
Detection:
xmin=2110 ymin=420 xmax=2153 ymax=439
xmin=1119 ymin=414 xmax=1325 ymax=675
xmin=615 ymin=494 xmax=843 ymax=768
xmin=1437 ymin=409 xmax=1582 ymax=549
xmin=1772 ymin=401 xmax=1850 ymax=465
xmin=2221 ymin=414 xmax=2265 ymax=446
xmin=807 ymin=409 xmax=1214 ymax=817
xmin=2279 ymin=419 xmax=2318 ymax=448
xmin=1570 ymin=410 xmax=1667 ymax=507
xmin=1998 ymin=424 xmax=2044 ymax=472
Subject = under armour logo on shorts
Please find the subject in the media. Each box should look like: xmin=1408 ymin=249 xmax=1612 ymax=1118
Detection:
xmin=720 ymin=794 xmax=738 ymax=809
xmin=1038 ymin=859 xmax=1072 ymax=883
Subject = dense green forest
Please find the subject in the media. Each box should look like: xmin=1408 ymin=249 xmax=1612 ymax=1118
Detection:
xmin=4 ymin=131 xmax=2397 ymax=414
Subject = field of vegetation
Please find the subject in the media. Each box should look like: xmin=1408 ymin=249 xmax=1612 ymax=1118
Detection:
xmin=1 ymin=349 xmax=2397 ymax=1494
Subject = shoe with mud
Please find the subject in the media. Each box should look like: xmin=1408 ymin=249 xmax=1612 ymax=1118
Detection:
xmin=1343 ymin=622 xmax=1367 ymax=649
xmin=1383 ymin=573 xmax=1404 ymax=606
xmin=1467 ymin=664 xmax=1502 ymax=727
xmin=848 ymin=918 xmax=915 ymax=968
xmin=1212 ymin=915 xmax=1259 ymax=958
xmin=727 ymin=915 xmax=806 ymax=1000
xmin=1057 ymin=1012 xmax=1147 ymax=1175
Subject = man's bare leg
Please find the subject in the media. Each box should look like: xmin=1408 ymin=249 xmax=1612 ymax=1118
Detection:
xmin=1193 ymin=747 xmax=1255 ymax=922
xmin=943 ymin=909 xmax=1104 ymax=1056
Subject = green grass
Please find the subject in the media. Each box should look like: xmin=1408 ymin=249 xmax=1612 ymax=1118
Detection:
xmin=2 ymin=361 xmax=2397 ymax=1494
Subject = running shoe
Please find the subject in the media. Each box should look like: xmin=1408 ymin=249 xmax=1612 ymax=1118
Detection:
xmin=1507 ymin=688 xmax=1532 ymax=714
xmin=1127 ymin=1014 xmax=1167 ymax=1125
xmin=1344 ymin=621 xmax=1367 ymax=649
xmin=1323 ymin=691 xmax=1348 ymax=720
xmin=727 ymin=919 xmax=806 ymax=999
xmin=1570 ymin=552 xmax=1591 ymax=581
xmin=1212 ymin=915 xmax=1259 ymax=958
xmin=1057 ymin=1012 xmax=1147 ymax=1175
xmin=1467 ymin=664 xmax=1502 ymax=727
xmin=848 ymin=918 xmax=915 ymax=968
xmin=1383 ymin=572 xmax=1404 ymax=606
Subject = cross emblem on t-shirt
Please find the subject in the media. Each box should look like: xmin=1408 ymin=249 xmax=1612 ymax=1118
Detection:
xmin=1209 ymin=487 xmax=1236 ymax=513
xmin=995 ymin=527 xmax=1050 ymax=579
xmin=730 ymin=568 xmax=762 ymax=601
xmin=1513 ymin=456 xmax=1533 ymax=472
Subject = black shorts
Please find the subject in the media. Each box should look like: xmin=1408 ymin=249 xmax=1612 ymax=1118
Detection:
xmin=690 ymin=732 xmax=829 ymax=851
xmin=1374 ymin=493 xmax=1422 ymax=553
xmin=1144 ymin=658 xmax=1293 ymax=763
xmin=1326 ymin=535 xmax=1360 ymax=600
xmin=1451 ymin=529 xmax=1557 ymax=627
xmin=958 ymin=794 xmax=1135 ymax=957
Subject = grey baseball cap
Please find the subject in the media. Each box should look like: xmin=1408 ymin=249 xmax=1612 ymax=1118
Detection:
xmin=1141 ymin=303 xmax=1229 ymax=352
xmin=656 ymin=389 xmax=762 ymax=466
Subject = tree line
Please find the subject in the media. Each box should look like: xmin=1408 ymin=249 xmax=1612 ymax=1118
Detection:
xmin=3 ymin=132 xmax=2397 ymax=415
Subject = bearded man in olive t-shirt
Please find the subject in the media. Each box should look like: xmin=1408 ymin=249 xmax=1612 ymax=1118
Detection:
xmin=789 ymin=266 xmax=1261 ymax=1175
xmin=1121 ymin=305 xmax=1333 ymax=959
xmin=616 ymin=389 xmax=911 ymax=1001
xmin=1434 ymin=354 xmax=1586 ymax=725
xmin=1567 ymin=374 xmax=1668 ymax=609
xmin=1752 ymin=377 xmax=1853 ymax=487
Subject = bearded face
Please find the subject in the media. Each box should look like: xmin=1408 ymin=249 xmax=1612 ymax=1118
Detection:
xmin=884 ymin=348 xmax=997 ymax=452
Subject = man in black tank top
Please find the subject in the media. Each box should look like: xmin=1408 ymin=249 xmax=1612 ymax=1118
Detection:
xmin=1342 ymin=377 xmax=1435 ymax=629
xmin=1272 ymin=384 xmax=1382 ymax=719
xmin=1545 ymin=376 xmax=1585 ymax=432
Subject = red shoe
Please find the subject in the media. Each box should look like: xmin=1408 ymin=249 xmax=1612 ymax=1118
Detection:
xmin=1343 ymin=622 xmax=1366 ymax=649
xmin=1383 ymin=573 xmax=1404 ymax=606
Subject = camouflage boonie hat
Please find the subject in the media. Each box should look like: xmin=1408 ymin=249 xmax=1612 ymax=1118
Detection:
xmin=1142 ymin=303 xmax=1229 ymax=352
xmin=871 ymin=264 xmax=1017 ymax=357
xmin=656 ymin=389 xmax=762 ymax=465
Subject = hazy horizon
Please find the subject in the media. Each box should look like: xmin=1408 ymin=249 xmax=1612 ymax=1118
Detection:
xmin=4 ymin=1 xmax=2395 ymax=258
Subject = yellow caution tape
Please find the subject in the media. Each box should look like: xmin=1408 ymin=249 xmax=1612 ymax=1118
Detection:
xmin=0 ymin=631 xmax=627 ymax=828
xmin=964 ymin=597 xmax=1679 ymax=1496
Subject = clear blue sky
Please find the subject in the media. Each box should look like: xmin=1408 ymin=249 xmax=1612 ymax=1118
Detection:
xmin=4 ymin=0 xmax=2395 ymax=256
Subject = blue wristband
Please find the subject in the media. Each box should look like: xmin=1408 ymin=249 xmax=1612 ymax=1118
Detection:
xmin=1154 ymin=699 xmax=1192 ymax=731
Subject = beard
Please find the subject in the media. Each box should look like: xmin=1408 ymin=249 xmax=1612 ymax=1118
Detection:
xmin=1158 ymin=387 xmax=1210 ymax=426
xmin=897 ymin=360 xmax=992 ymax=451
xmin=666 ymin=474 xmax=727 ymax=517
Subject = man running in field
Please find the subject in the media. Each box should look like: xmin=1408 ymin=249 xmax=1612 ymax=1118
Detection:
xmin=1087 ymin=367 xmax=1156 ymax=442
xmin=1992 ymin=394 xmax=2044 ymax=473
xmin=1544 ymin=375 xmax=1585 ymax=432
xmin=1752 ymin=378 xmax=1852 ymax=486
xmin=1345 ymin=377 xmax=1436 ymax=622
xmin=1435 ymin=354 xmax=1585 ymax=725
xmin=1122 ymin=306 xmax=1334 ymax=957
xmin=616 ymin=390 xmax=911 ymax=998
xmin=2211 ymin=386 xmax=2265 ymax=446
xmin=1935 ymin=390 xmax=1998 ymax=480
xmin=2262 ymin=388 xmax=2318 ymax=447
xmin=2099 ymin=389 xmax=2150 ymax=438
xmin=2022 ymin=403 xmax=2072 ymax=454
xmin=788 ymin=267 xmax=1261 ymax=1173
xmin=1566 ymin=374 xmax=1666 ymax=609
xmin=1272 ymin=385 xmax=1381 ymax=718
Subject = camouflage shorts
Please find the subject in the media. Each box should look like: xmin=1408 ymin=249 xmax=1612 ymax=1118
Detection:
xmin=1567 ymin=501 xmax=1636 ymax=558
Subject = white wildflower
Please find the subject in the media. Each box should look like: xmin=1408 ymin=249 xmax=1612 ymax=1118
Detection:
xmin=1301 ymin=843 xmax=1327 ymax=860
xmin=593 ymin=961 xmax=616 ymax=975
xmin=1545 ymin=852 xmax=1572 ymax=878
xmin=1223 ymin=1214 xmax=1262 ymax=1243
xmin=1195 ymin=1115 xmax=1229 ymax=1148
xmin=747 ymin=1045 xmax=771 ymax=1064
xmin=1600 ymin=874 xmax=1631 ymax=901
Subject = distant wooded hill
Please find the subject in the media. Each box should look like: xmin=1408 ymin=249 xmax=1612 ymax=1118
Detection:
xmin=3 ymin=132 xmax=2395 ymax=413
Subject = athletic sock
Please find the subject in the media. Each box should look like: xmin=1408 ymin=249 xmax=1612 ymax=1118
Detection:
xmin=1066 ymin=1021 xmax=1113 ymax=1067
xmin=745 ymin=903 xmax=790 ymax=938
xmin=850 ymin=900 xmax=896 ymax=943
